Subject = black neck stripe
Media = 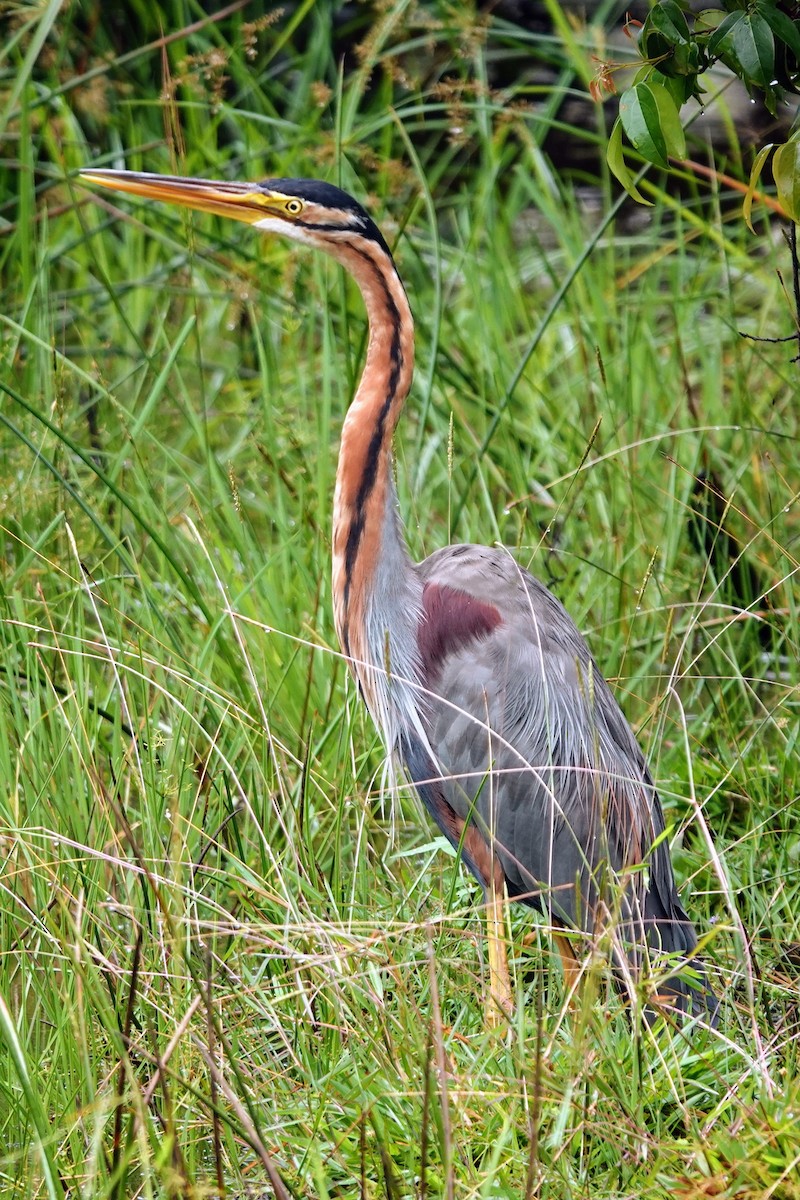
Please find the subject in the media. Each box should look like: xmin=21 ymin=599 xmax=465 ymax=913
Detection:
xmin=294 ymin=218 xmax=394 ymax=260
xmin=341 ymin=246 xmax=405 ymax=628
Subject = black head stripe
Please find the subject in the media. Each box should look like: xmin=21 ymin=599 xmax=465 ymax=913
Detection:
xmin=258 ymin=177 xmax=394 ymax=258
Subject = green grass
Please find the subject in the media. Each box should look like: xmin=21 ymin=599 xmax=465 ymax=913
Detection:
xmin=2 ymin=2 xmax=800 ymax=1196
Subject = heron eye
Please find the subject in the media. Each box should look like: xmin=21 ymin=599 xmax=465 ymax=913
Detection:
xmin=285 ymin=199 xmax=303 ymax=215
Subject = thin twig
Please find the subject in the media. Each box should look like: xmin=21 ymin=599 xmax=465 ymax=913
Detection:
xmin=111 ymin=929 xmax=143 ymax=1199
xmin=206 ymin=945 xmax=226 ymax=1200
xmin=524 ymin=962 xmax=544 ymax=1200
xmin=788 ymin=222 xmax=800 ymax=364
xmin=419 ymin=1027 xmax=433 ymax=1200
xmin=193 ymin=1040 xmax=295 ymax=1200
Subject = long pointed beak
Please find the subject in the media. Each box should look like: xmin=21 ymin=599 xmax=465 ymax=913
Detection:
xmin=79 ymin=168 xmax=274 ymax=225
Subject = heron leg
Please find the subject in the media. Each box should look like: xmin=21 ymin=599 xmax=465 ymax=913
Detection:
xmin=554 ymin=932 xmax=581 ymax=1005
xmin=484 ymin=864 xmax=513 ymax=1027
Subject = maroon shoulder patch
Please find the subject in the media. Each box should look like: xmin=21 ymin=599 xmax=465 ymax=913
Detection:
xmin=418 ymin=582 xmax=501 ymax=684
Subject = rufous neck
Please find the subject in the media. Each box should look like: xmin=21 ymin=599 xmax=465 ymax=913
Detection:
xmin=328 ymin=238 xmax=415 ymax=660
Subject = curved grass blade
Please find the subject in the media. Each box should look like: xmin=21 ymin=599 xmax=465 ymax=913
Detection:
xmin=0 ymin=992 xmax=66 ymax=1200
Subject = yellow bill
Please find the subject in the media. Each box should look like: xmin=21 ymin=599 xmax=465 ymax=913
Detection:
xmin=79 ymin=169 xmax=297 ymax=224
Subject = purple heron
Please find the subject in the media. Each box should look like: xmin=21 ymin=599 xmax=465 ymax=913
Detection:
xmin=81 ymin=168 xmax=717 ymax=1026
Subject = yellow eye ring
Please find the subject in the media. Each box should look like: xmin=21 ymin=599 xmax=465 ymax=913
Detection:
xmin=285 ymin=199 xmax=303 ymax=215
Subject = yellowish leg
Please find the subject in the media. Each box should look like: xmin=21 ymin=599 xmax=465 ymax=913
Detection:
xmin=485 ymin=874 xmax=513 ymax=1028
xmin=554 ymin=932 xmax=581 ymax=996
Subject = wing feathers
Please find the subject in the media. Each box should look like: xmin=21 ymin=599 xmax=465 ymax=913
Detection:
xmin=418 ymin=581 xmax=501 ymax=685
xmin=405 ymin=544 xmax=717 ymax=1020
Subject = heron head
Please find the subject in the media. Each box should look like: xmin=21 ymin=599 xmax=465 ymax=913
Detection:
xmin=79 ymin=169 xmax=391 ymax=257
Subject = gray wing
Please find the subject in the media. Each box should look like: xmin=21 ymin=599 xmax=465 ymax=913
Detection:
xmin=412 ymin=544 xmax=705 ymax=990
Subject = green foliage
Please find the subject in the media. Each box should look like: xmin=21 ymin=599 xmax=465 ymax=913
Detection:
xmin=1 ymin=1 xmax=800 ymax=1197
xmin=773 ymin=135 xmax=800 ymax=215
xmin=619 ymin=80 xmax=687 ymax=168
xmin=604 ymin=0 xmax=800 ymax=209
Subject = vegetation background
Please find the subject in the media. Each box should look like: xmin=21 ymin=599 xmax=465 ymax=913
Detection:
xmin=1 ymin=1 xmax=799 ymax=1196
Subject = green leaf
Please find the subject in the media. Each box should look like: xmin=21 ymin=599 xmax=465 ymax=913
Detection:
xmin=731 ymin=12 xmax=775 ymax=91
xmin=707 ymin=10 xmax=744 ymax=58
xmin=773 ymin=139 xmax=800 ymax=221
xmin=695 ymin=9 xmax=727 ymax=34
xmin=640 ymin=0 xmax=704 ymax=76
xmin=619 ymin=82 xmax=685 ymax=168
xmin=661 ymin=73 xmax=695 ymax=107
xmin=757 ymin=2 xmax=800 ymax=63
xmin=632 ymin=64 xmax=654 ymax=86
xmin=743 ymin=143 xmax=774 ymax=231
xmin=640 ymin=0 xmax=691 ymax=58
xmin=650 ymin=81 xmax=687 ymax=158
xmin=708 ymin=10 xmax=777 ymax=110
xmin=619 ymin=84 xmax=668 ymax=167
xmin=606 ymin=117 xmax=652 ymax=205
xmin=647 ymin=0 xmax=691 ymax=42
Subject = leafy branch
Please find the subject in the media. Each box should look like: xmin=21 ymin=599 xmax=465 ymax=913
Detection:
xmin=596 ymin=0 xmax=800 ymax=216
